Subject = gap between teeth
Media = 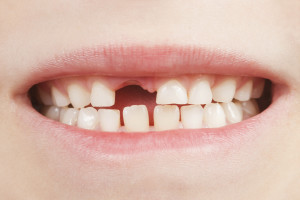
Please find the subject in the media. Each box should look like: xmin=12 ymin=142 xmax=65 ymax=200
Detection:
xmin=37 ymin=75 xmax=264 ymax=132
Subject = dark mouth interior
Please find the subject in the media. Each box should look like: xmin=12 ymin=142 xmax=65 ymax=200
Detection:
xmin=256 ymin=79 xmax=272 ymax=111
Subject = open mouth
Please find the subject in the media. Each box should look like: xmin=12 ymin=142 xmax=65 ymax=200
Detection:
xmin=30 ymin=74 xmax=269 ymax=132
xmin=16 ymin=46 xmax=287 ymax=155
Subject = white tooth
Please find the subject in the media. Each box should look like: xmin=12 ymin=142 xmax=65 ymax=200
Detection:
xmin=203 ymin=103 xmax=226 ymax=128
xmin=181 ymin=105 xmax=203 ymax=129
xmin=38 ymin=87 xmax=53 ymax=105
xmin=123 ymin=105 xmax=149 ymax=132
xmin=67 ymin=83 xmax=90 ymax=108
xmin=98 ymin=109 xmax=120 ymax=132
xmin=59 ymin=107 xmax=67 ymax=122
xmin=91 ymin=81 xmax=115 ymax=107
xmin=154 ymin=105 xmax=180 ymax=131
xmin=77 ymin=107 xmax=98 ymax=130
xmin=60 ymin=108 xmax=79 ymax=126
xmin=251 ymin=79 xmax=265 ymax=98
xmin=51 ymin=87 xmax=70 ymax=107
xmin=188 ymin=79 xmax=212 ymax=104
xmin=234 ymin=79 xmax=253 ymax=101
xmin=156 ymin=80 xmax=188 ymax=104
xmin=41 ymin=106 xmax=60 ymax=121
xmin=241 ymin=100 xmax=259 ymax=119
xmin=212 ymin=77 xmax=237 ymax=102
xmin=221 ymin=102 xmax=243 ymax=124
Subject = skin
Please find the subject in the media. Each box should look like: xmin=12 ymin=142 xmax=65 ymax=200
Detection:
xmin=0 ymin=0 xmax=300 ymax=199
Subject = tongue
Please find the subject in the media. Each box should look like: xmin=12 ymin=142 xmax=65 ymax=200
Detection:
xmin=111 ymin=85 xmax=157 ymax=125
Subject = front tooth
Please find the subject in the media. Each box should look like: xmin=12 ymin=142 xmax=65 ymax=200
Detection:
xmin=203 ymin=103 xmax=226 ymax=128
xmin=221 ymin=102 xmax=243 ymax=124
xmin=123 ymin=105 xmax=149 ymax=132
xmin=188 ymin=79 xmax=212 ymax=104
xmin=77 ymin=107 xmax=98 ymax=130
xmin=156 ymin=80 xmax=188 ymax=104
xmin=241 ymin=100 xmax=259 ymax=119
xmin=234 ymin=79 xmax=253 ymax=101
xmin=67 ymin=83 xmax=91 ymax=108
xmin=51 ymin=87 xmax=70 ymax=107
xmin=91 ymin=81 xmax=115 ymax=107
xmin=154 ymin=105 xmax=180 ymax=131
xmin=181 ymin=105 xmax=203 ymax=129
xmin=98 ymin=109 xmax=120 ymax=132
xmin=38 ymin=87 xmax=53 ymax=105
xmin=60 ymin=108 xmax=79 ymax=126
xmin=251 ymin=78 xmax=265 ymax=98
xmin=212 ymin=77 xmax=237 ymax=102
xmin=41 ymin=106 xmax=60 ymax=121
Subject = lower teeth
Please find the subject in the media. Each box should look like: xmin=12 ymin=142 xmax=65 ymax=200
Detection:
xmin=39 ymin=99 xmax=259 ymax=132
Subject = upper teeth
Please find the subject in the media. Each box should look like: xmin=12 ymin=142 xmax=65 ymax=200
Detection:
xmin=37 ymin=75 xmax=265 ymax=132
xmin=156 ymin=80 xmax=188 ymax=104
xmin=234 ymin=79 xmax=253 ymax=101
xmin=68 ymin=83 xmax=91 ymax=108
xmin=90 ymin=81 xmax=115 ymax=107
xmin=51 ymin=86 xmax=70 ymax=107
xmin=188 ymin=77 xmax=213 ymax=105
xmin=251 ymin=78 xmax=265 ymax=98
xmin=211 ymin=77 xmax=237 ymax=103
xmin=38 ymin=87 xmax=53 ymax=106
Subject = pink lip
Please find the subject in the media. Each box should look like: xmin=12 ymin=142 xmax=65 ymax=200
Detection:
xmin=18 ymin=45 xmax=285 ymax=93
xmin=16 ymin=45 xmax=289 ymax=159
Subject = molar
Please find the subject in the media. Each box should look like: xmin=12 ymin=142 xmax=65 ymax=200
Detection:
xmin=251 ymin=78 xmax=265 ymax=98
xmin=41 ymin=106 xmax=61 ymax=121
xmin=241 ymin=100 xmax=259 ymax=119
xmin=156 ymin=80 xmax=188 ymax=104
xmin=59 ymin=107 xmax=67 ymax=122
xmin=38 ymin=87 xmax=53 ymax=106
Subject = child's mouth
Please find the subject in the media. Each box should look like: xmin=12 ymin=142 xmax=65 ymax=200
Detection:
xmin=30 ymin=74 xmax=269 ymax=132
xmin=15 ymin=45 xmax=288 ymax=155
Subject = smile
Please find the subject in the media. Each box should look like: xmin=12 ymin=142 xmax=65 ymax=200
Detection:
xmin=32 ymin=74 xmax=266 ymax=132
xmin=16 ymin=45 xmax=288 ymax=155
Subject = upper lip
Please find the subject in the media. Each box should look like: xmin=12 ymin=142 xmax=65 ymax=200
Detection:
xmin=18 ymin=45 xmax=286 ymax=94
xmin=14 ymin=45 xmax=289 ymax=157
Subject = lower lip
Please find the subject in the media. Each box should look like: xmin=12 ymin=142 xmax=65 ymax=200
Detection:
xmin=17 ymin=83 xmax=287 ymax=160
